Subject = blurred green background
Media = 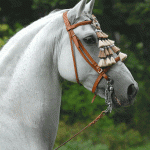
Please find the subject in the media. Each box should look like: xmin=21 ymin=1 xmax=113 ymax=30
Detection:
xmin=0 ymin=0 xmax=150 ymax=149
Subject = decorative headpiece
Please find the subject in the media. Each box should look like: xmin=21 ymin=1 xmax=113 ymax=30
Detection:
xmin=91 ymin=15 xmax=127 ymax=67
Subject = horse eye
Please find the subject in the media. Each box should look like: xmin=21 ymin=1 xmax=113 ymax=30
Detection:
xmin=83 ymin=36 xmax=96 ymax=44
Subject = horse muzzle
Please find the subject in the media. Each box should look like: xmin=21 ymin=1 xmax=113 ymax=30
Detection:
xmin=112 ymin=82 xmax=138 ymax=108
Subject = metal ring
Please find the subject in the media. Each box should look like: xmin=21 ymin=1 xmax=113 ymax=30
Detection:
xmin=98 ymin=68 xmax=103 ymax=74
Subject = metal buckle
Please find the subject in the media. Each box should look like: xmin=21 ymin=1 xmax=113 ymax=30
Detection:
xmin=72 ymin=34 xmax=76 ymax=37
xmin=98 ymin=68 xmax=103 ymax=74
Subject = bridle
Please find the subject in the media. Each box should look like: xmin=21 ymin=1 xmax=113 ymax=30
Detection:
xmin=63 ymin=11 xmax=121 ymax=112
xmin=54 ymin=11 xmax=126 ymax=150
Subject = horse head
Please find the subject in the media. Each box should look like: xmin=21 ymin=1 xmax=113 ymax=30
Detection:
xmin=58 ymin=0 xmax=138 ymax=111
xmin=0 ymin=0 xmax=139 ymax=149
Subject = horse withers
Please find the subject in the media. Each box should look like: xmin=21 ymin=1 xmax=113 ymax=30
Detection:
xmin=0 ymin=0 xmax=138 ymax=149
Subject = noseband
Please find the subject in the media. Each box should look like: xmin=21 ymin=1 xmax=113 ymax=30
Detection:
xmin=63 ymin=11 xmax=124 ymax=113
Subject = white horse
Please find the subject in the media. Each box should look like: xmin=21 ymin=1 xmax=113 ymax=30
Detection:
xmin=0 ymin=0 xmax=138 ymax=149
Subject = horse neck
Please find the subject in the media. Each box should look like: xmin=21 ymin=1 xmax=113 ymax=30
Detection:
xmin=0 ymin=11 xmax=64 ymax=96
xmin=0 ymin=11 xmax=65 ymax=149
xmin=0 ymin=16 xmax=52 ymax=99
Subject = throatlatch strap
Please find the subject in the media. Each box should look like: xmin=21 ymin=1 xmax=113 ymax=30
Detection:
xmin=69 ymin=32 xmax=80 ymax=84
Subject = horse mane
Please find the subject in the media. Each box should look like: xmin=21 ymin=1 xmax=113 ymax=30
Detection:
xmin=0 ymin=9 xmax=67 ymax=96
xmin=49 ymin=9 xmax=62 ymax=14
xmin=0 ymin=8 xmax=67 ymax=62
xmin=0 ymin=9 xmax=62 ymax=51
xmin=1 ymin=9 xmax=65 ymax=52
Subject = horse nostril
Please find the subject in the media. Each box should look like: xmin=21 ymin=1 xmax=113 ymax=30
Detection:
xmin=127 ymin=84 xmax=137 ymax=99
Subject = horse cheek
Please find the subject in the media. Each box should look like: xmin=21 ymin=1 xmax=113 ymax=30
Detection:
xmin=58 ymin=49 xmax=76 ymax=82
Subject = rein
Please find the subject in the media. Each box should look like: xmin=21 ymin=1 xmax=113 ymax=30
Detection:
xmin=54 ymin=111 xmax=105 ymax=150
xmin=54 ymin=11 xmax=123 ymax=149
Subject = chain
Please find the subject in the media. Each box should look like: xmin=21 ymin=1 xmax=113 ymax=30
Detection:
xmin=105 ymin=79 xmax=114 ymax=113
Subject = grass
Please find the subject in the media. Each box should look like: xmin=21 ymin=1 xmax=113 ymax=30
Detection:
xmin=54 ymin=141 xmax=150 ymax=150
xmin=128 ymin=143 xmax=150 ymax=150
xmin=54 ymin=140 xmax=108 ymax=150
xmin=54 ymin=119 xmax=148 ymax=150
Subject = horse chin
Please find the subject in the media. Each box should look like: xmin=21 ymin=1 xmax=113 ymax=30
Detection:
xmin=95 ymin=89 xmax=135 ymax=110
xmin=111 ymin=93 xmax=122 ymax=108
xmin=111 ymin=92 xmax=135 ymax=109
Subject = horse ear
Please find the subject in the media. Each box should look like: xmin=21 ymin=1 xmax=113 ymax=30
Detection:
xmin=84 ymin=0 xmax=95 ymax=14
xmin=68 ymin=0 xmax=87 ymax=21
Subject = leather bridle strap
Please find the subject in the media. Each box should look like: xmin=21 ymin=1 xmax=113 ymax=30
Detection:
xmin=63 ymin=12 xmax=102 ymax=76
xmin=63 ymin=11 xmax=120 ymax=94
